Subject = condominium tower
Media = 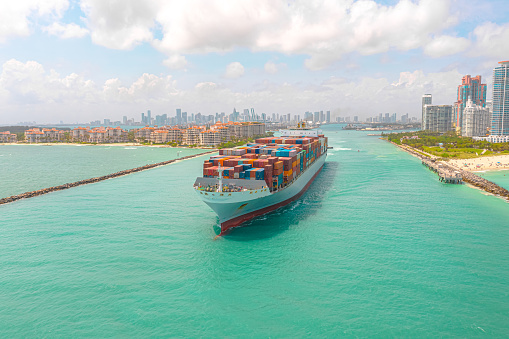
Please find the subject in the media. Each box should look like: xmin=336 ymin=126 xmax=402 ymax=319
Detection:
xmin=491 ymin=61 xmax=509 ymax=136
xmin=421 ymin=94 xmax=432 ymax=130
xmin=454 ymin=75 xmax=486 ymax=133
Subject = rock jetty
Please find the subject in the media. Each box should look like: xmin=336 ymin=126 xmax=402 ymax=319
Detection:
xmin=389 ymin=141 xmax=509 ymax=200
xmin=0 ymin=150 xmax=217 ymax=206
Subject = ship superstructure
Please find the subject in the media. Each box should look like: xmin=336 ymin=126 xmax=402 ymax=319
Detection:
xmin=194 ymin=126 xmax=328 ymax=234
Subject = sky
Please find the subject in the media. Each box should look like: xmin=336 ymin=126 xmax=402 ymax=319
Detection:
xmin=0 ymin=0 xmax=508 ymax=124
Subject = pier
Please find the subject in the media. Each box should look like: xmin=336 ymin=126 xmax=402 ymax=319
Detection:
xmin=389 ymin=141 xmax=509 ymax=200
xmin=0 ymin=150 xmax=217 ymax=206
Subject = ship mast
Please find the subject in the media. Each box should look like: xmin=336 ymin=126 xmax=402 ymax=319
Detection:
xmin=218 ymin=163 xmax=223 ymax=193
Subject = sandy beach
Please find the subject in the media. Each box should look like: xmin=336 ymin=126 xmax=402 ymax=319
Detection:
xmin=448 ymin=154 xmax=509 ymax=172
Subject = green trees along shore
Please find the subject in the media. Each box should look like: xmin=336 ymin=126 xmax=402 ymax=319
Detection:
xmin=385 ymin=131 xmax=509 ymax=159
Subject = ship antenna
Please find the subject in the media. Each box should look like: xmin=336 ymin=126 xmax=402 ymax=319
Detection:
xmin=218 ymin=162 xmax=223 ymax=193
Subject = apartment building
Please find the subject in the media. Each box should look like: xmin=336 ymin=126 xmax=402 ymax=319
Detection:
xmin=0 ymin=131 xmax=17 ymax=143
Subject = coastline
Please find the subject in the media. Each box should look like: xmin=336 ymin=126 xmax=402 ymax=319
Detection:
xmin=0 ymin=142 xmax=215 ymax=150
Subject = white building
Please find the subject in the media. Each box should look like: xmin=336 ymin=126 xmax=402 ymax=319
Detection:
xmin=461 ymin=98 xmax=491 ymax=137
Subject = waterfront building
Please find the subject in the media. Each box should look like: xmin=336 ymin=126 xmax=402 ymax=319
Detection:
xmin=421 ymin=94 xmax=432 ymax=130
xmin=491 ymin=61 xmax=509 ymax=136
xmin=25 ymin=128 xmax=65 ymax=143
xmin=0 ymin=131 xmax=17 ymax=143
xmin=135 ymin=126 xmax=156 ymax=141
xmin=199 ymin=130 xmax=222 ymax=146
xmin=461 ymin=98 xmax=491 ymax=137
xmin=454 ymin=75 xmax=487 ymax=133
xmin=423 ymin=105 xmax=454 ymax=132
xmin=182 ymin=126 xmax=204 ymax=145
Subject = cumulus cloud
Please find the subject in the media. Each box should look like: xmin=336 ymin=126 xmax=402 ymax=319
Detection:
xmin=76 ymin=0 xmax=461 ymax=69
xmin=0 ymin=0 xmax=68 ymax=43
xmin=44 ymin=22 xmax=89 ymax=39
xmin=472 ymin=22 xmax=509 ymax=58
xmin=423 ymin=35 xmax=471 ymax=57
xmin=80 ymin=0 xmax=156 ymax=49
xmin=264 ymin=61 xmax=279 ymax=74
xmin=224 ymin=62 xmax=245 ymax=79
xmin=163 ymin=54 xmax=188 ymax=70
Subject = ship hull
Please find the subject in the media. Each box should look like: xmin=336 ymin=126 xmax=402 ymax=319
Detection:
xmin=199 ymin=152 xmax=326 ymax=235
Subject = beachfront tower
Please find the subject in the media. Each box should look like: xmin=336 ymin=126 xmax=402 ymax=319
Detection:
xmin=422 ymin=94 xmax=432 ymax=130
xmin=491 ymin=61 xmax=509 ymax=136
xmin=454 ymin=75 xmax=487 ymax=134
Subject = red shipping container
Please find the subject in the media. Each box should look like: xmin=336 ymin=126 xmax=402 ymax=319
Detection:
xmin=234 ymin=165 xmax=243 ymax=173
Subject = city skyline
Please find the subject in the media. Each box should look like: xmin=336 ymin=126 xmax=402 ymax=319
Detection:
xmin=1 ymin=0 xmax=509 ymax=124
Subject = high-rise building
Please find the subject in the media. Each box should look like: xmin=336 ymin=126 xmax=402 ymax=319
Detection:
xmin=314 ymin=112 xmax=319 ymax=122
xmin=422 ymin=94 xmax=432 ymax=130
xmin=326 ymin=111 xmax=330 ymax=123
xmin=182 ymin=112 xmax=187 ymax=124
xmin=123 ymin=116 xmax=127 ymax=125
xmin=423 ymin=105 xmax=454 ymax=132
xmin=176 ymin=109 xmax=182 ymax=125
xmin=141 ymin=113 xmax=146 ymax=124
xmin=491 ymin=61 xmax=509 ymax=136
xmin=454 ymin=75 xmax=487 ymax=133
xmin=462 ymin=98 xmax=491 ymax=137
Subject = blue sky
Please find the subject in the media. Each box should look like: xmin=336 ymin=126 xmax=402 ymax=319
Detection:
xmin=0 ymin=0 xmax=508 ymax=124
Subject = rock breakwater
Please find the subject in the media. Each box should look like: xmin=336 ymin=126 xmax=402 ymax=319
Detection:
xmin=0 ymin=150 xmax=216 ymax=206
xmin=389 ymin=141 xmax=509 ymax=200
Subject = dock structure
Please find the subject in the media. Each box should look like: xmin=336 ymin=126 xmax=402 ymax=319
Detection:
xmin=0 ymin=150 xmax=217 ymax=206
xmin=422 ymin=159 xmax=463 ymax=184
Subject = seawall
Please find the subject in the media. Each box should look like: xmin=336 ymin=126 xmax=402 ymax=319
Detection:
xmin=0 ymin=150 xmax=217 ymax=206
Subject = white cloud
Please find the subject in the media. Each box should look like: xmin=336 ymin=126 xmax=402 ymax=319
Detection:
xmin=80 ymin=0 xmax=156 ymax=49
xmin=0 ymin=0 xmax=68 ymax=43
xmin=264 ymin=61 xmax=278 ymax=74
xmin=163 ymin=55 xmax=188 ymax=70
xmin=224 ymin=62 xmax=245 ymax=79
xmin=77 ymin=0 xmax=460 ymax=69
xmin=44 ymin=22 xmax=89 ymax=39
xmin=472 ymin=22 xmax=509 ymax=58
xmin=424 ymin=35 xmax=471 ymax=57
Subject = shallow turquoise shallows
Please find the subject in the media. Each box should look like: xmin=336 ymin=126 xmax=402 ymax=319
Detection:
xmin=1 ymin=126 xmax=509 ymax=337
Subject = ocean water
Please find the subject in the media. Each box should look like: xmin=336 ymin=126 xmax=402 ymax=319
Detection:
xmin=481 ymin=170 xmax=509 ymax=190
xmin=0 ymin=145 xmax=205 ymax=198
xmin=1 ymin=125 xmax=509 ymax=337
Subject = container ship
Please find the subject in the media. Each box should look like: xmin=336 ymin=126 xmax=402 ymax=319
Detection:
xmin=193 ymin=126 xmax=328 ymax=235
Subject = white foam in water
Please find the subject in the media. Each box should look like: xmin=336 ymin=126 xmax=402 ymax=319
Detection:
xmin=124 ymin=147 xmax=138 ymax=149
xmin=337 ymin=148 xmax=352 ymax=151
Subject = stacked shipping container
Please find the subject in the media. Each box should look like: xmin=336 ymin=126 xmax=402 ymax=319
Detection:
xmin=203 ymin=135 xmax=328 ymax=190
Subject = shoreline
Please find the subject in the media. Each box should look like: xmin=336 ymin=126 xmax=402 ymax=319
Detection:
xmin=0 ymin=142 xmax=215 ymax=150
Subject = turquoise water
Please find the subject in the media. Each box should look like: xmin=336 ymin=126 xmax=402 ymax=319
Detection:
xmin=0 ymin=145 xmax=205 ymax=198
xmin=1 ymin=125 xmax=509 ymax=337
xmin=481 ymin=170 xmax=509 ymax=190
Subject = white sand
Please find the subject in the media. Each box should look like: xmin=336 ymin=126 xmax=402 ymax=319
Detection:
xmin=448 ymin=154 xmax=509 ymax=172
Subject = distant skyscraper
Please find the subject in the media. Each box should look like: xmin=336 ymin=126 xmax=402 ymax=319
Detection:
xmin=147 ymin=110 xmax=152 ymax=125
xmin=314 ymin=112 xmax=319 ymax=122
xmin=422 ymin=94 xmax=432 ymax=130
xmin=123 ymin=116 xmax=127 ymax=124
xmin=491 ymin=61 xmax=509 ymax=136
xmin=176 ymin=108 xmax=182 ymax=125
xmin=182 ymin=112 xmax=187 ymax=124
xmin=141 ymin=112 xmax=146 ymax=124
xmin=454 ymin=75 xmax=487 ymax=133
xmin=326 ymin=111 xmax=330 ymax=123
